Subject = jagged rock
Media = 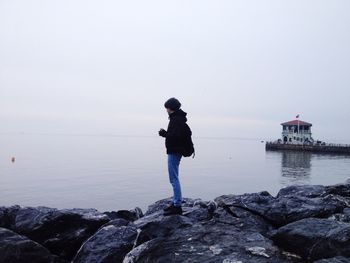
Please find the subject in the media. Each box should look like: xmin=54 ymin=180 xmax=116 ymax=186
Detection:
xmin=12 ymin=206 xmax=110 ymax=260
xmin=215 ymin=189 xmax=347 ymax=227
xmin=0 ymin=205 xmax=21 ymax=229
xmin=182 ymin=205 xmax=213 ymax=222
xmin=313 ymin=256 xmax=350 ymax=263
xmin=104 ymin=207 xmax=143 ymax=222
xmin=277 ymin=185 xmax=327 ymax=198
xmin=126 ymin=198 xmax=294 ymax=262
xmin=0 ymin=227 xmax=65 ymax=263
xmin=215 ymin=191 xmax=277 ymax=222
xmin=73 ymin=224 xmax=138 ymax=263
xmin=271 ymin=217 xmax=350 ymax=260
xmin=134 ymin=213 xmax=193 ymax=244
xmin=278 ymin=183 xmax=350 ymax=200
xmin=123 ymin=220 xmax=294 ymax=263
xmin=212 ymin=206 xmax=272 ymax=235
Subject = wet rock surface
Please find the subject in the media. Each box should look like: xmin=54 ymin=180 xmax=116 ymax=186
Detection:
xmin=16 ymin=207 xmax=109 ymax=260
xmin=313 ymin=256 xmax=350 ymax=263
xmin=271 ymin=217 xmax=350 ymax=261
xmin=0 ymin=227 xmax=65 ymax=263
xmin=215 ymin=188 xmax=347 ymax=227
xmin=73 ymin=223 xmax=139 ymax=263
xmin=104 ymin=207 xmax=143 ymax=222
xmin=0 ymin=206 xmax=110 ymax=260
xmin=1 ymin=181 xmax=350 ymax=262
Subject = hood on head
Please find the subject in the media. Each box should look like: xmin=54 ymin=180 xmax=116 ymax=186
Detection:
xmin=169 ymin=109 xmax=187 ymax=122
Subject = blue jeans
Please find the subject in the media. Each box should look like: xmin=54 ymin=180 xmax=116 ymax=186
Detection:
xmin=167 ymin=153 xmax=182 ymax=207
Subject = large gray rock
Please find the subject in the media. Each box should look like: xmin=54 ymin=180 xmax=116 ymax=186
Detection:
xmin=277 ymin=183 xmax=350 ymax=200
xmin=0 ymin=205 xmax=21 ymax=229
xmin=213 ymin=206 xmax=273 ymax=235
xmin=277 ymin=184 xmax=327 ymax=198
xmin=313 ymin=256 xmax=350 ymax=263
xmin=12 ymin=206 xmax=110 ymax=260
xmin=0 ymin=227 xmax=65 ymax=263
xmin=124 ymin=219 xmax=296 ymax=263
xmin=73 ymin=222 xmax=138 ymax=263
xmin=271 ymin=218 xmax=350 ymax=261
xmin=215 ymin=189 xmax=347 ymax=227
xmin=104 ymin=207 xmax=143 ymax=222
xmin=134 ymin=212 xmax=193 ymax=244
xmin=124 ymin=198 xmax=299 ymax=263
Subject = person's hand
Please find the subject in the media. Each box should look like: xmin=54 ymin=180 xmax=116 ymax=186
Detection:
xmin=159 ymin=128 xmax=167 ymax=137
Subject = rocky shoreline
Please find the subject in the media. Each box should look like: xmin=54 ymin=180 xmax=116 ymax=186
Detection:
xmin=1 ymin=181 xmax=350 ymax=263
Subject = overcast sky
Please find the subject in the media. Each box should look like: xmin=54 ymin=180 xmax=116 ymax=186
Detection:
xmin=1 ymin=1 xmax=349 ymax=142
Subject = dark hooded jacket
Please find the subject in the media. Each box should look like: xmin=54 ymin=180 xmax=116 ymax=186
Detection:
xmin=164 ymin=109 xmax=189 ymax=154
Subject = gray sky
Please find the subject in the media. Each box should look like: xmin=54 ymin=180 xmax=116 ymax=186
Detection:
xmin=1 ymin=1 xmax=349 ymax=142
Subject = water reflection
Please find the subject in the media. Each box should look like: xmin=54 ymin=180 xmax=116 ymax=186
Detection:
xmin=265 ymin=148 xmax=350 ymax=192
xmin=280 ymin=151 xmax=312 ymax=185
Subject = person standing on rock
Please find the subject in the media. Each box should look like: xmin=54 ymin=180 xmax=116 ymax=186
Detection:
xmin=159 ymin=97 xmax=194 ymax=216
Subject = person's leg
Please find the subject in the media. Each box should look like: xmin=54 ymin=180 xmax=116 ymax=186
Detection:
xmin=167 ymin=153 xmax=183 ymax=207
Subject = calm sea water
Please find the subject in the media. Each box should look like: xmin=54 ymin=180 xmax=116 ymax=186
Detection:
xmin=1 ymin=134 xmax=349 ymax=212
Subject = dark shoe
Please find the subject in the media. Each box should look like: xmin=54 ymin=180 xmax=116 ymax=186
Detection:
xmin=163 ymin=203 xmax=175 ymax=212
xmin=163 ymin=206 xmax=182 ymax=216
